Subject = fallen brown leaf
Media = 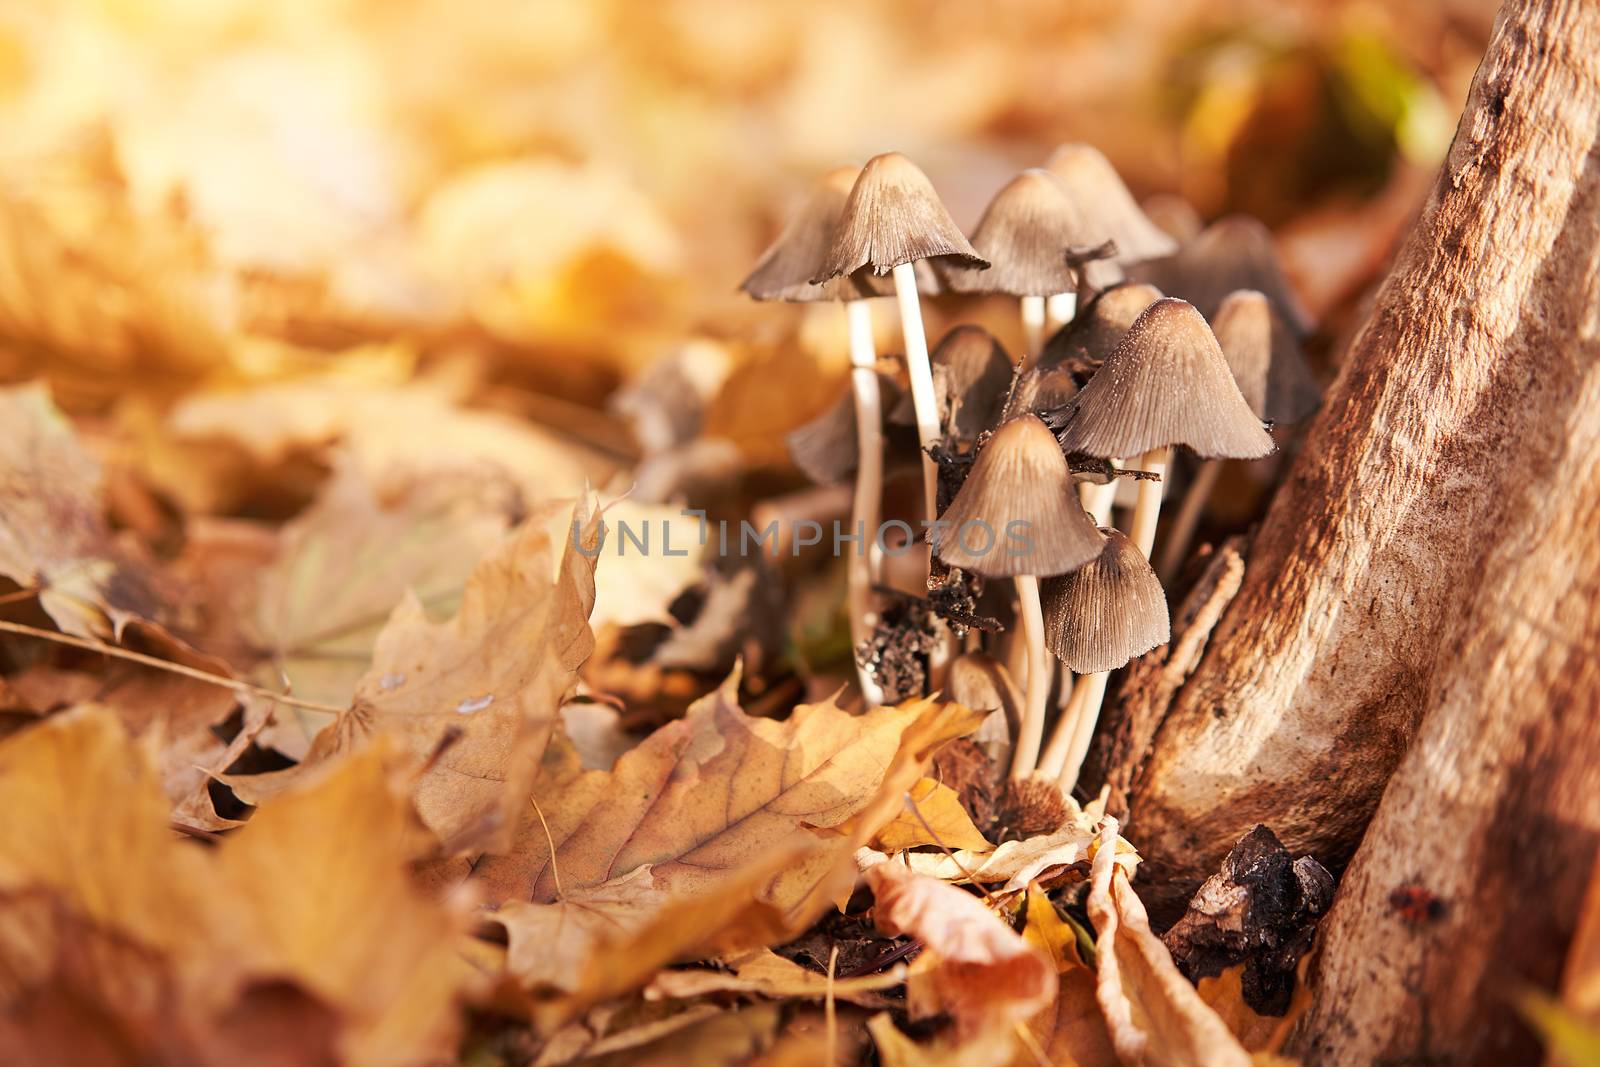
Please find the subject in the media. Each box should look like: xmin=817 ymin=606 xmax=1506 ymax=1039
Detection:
xmin=0 ymin=707 xmax=475 ymax=1067
xmin=871 ymin=776 xmax=993 ymax=854
xmin=0 ymin=382 xmax=175 ymax=638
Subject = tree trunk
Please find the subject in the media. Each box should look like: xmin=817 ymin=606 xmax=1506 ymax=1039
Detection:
xmin=1098 ymin=0 xmax=1600 ymax=922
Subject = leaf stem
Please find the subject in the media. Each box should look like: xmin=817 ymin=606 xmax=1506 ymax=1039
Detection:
xmin=0 ymin=619 xmax=347 ymax=714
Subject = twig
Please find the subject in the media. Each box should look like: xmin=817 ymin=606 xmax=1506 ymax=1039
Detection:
xmin=0 ymin=619 xmax=346 ymax=714
xmin=825 ymin=944 xmax=840 ymax=1066
xmin=530 ymin=794 xmax=565 ymax=899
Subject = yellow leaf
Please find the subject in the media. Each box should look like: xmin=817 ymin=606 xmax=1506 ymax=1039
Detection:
xmin=872 ymin=776 xmax=993 ymax=853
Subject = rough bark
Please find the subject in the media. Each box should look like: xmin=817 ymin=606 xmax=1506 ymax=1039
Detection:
xmin=1106 ymin=0 xmax=1600 ymax=920
xmin=1285 ymin=279 xmax=1600 ymax=1062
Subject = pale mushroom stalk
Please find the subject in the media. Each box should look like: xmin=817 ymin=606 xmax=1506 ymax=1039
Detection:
xmin=1052 ymin=671 xmax=1110 ymax=790
xmin=892 ymin=262 xmax=941 ymax=518
xmin=1046 ymin=291 xmax=1077 ymax=331
xmin=845 ymin=298 xmax=886 ymax=704
xmin=1127 ymin=447 xmax=1170 ymax=558
xmin=1020 ymin=295 xmax=1048 ymax=366
xmin=1155 ymin=458 xmax=1221 ymax=583
xmin=1012 ymin=574 xmax=1050 ymax=778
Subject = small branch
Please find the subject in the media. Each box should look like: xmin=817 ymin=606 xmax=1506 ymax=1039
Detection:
xmin=0 ymin=619 xmax=348 ymax=715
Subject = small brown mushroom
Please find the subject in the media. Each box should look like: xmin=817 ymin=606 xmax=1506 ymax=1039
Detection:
xmin=1133 ymin=215 xmax=1313 ymax=336
xmin=1045 ymin=143 xmax=1179 ymax=267
xmin=932 ymin=414 xmax=1101 ymax=779
xmin=1057 ymin=297 xmax=1274 ymax=559
xmin=1036 ymin=528 xmax=1170 ymax=790
xmin=815 ymin=152 xmax=989 ymax=530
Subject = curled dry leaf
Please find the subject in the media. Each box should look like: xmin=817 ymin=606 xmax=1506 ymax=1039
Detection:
xmin=863 ymin=858 xmax=1054 ymax=1041
xmin=228 ymin=497 xmax=601 ymax=857
xmin=891 ymin=807 xmax=1138 ymax=893
xmin=1018 ymin=885 xmax=1117 ymax=1067
xmin=0 ymin=382 xmax=175 ymax=639
xmin=470 ymin=672 xmax=983 ymax=906
xmin=0 ymin=707 xmax=474 ymax=1067
xmin=1087 ymin=818 xmax=1252 ymax=1067
xmin=644 ymin=948 xmax=903 ymax=1008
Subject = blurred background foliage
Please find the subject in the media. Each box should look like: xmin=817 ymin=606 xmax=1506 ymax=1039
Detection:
xmin=0 ymin=0 xmax=1494 ymax=428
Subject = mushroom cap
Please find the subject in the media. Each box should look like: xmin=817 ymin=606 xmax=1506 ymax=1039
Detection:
xmin=887 ymin=325 xmax=1014 ymax=433
xmin=1002 ymin=365 xmax=1077 ymax=422
xmin=1040 ymin=282 xmax=1163 ymax=374
xmin=1056 ymin=297 xmax=1274 ymax=460
xmin=1045 ymin=144 xmax=1178 ymax=266
xmin=1211 ymin=289 xmax=1321 ymax=424
xmin=741 ymin=166 xmax=885 ymax=303
xmin=943 ymin=169 xmax=1088 ymax=296
xmin=930 ymin=325 xmax=1014 ymax=438
xmin=814 ymin=152 xmax=988 ymax=281
xmin=932 ymin=414 xmax=1102 ymax=578
xmin=1133 ymin=215 xmax=1313 ymax=335
xmin=1041 ymin=527 xmax=1169 ymax=672
xmin=786 ymin=373 xmax=903 ymax=484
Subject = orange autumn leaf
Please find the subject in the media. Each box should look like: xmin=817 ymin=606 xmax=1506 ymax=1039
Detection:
xmin=470 ymin=673 xmax=984 ymax=906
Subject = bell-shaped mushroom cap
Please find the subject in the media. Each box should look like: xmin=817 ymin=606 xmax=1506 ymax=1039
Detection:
xmin=1133 ymin=215 xmax=1312 ymax=335
xmin=741 ymin=167 xmax=882 ymax=303
xmin=1211 ymin=290 xmax=1321 ymax=424
xmin=1002 ymin=365 xmax=1077 ymax=422
xmin=1040 ymin=282 xmax=1163 ymax=374
xmin=943 ymin=169 xmax=1088 ymax=296
xmin=932 ymin=414 xmax=1102 ymax=578
xmin=786 ymin=374 xmax=903 ymax=484
xmin=887 ymin=325 xmax=1014 ymax=434
xmin=1045 ymin=144 xmax=1178 ymax=266
xmin=1056 ymin=297 xmax=1274 ymax=460
xmin=814 ymin=152 xmax=989 ymax=281
xmin=930 ymin=325 xmax=1014 ymax=438
xmin=1040 ymin=528 xmax=1169 ymax=672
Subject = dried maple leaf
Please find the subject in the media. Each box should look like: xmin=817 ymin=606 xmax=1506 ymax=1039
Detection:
xmin=1086 ymin=818 xmax=1253 ymax=1067
xmin=0 ymin=382 xmax=174 ymax=638
xmin=475 ymin=680 xmax=983 ymax=1017
xmin=469 ymin=673 xmax=983 ymax=906
xmin=229 ymin=497 xmax=601 ymax=857
xmin=863 ymin=859 xmax=1054 ymax=1042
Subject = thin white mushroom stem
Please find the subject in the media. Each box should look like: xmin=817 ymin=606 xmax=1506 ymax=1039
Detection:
xmin=1127 ymin=447 xmax=1171 ymax=559
xmin=1020 ymin=295 xmax=1047 ymax=367
xmin=891 ymin=262 xmax=941 ymax=522
xmin=1082 ymin=475 xmax=1119 ymax=527
xmin=1045 ymin=291 xmax=1077 ymax=332
xmin=1038 ymin=667 xmax=1089 ymax=778
xmin=845 ymin=298 xmax=886 ymax=706
xmin=1009 ymin=574 xmax=1050 ymax=779
xmin=1054 ymin=670 xmax=1110 ymax=793
xmin=1155 ymin=458 xmax=1222 ymax=584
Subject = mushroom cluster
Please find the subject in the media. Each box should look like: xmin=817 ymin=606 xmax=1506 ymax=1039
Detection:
xmin=740 ymin=145 xmax=1320 ymax=794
